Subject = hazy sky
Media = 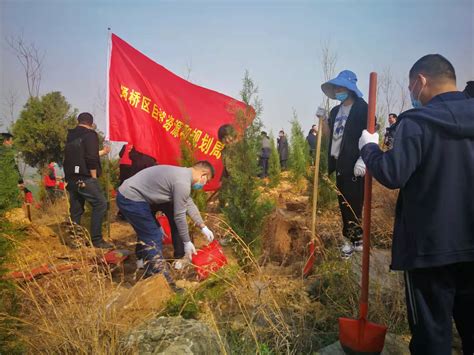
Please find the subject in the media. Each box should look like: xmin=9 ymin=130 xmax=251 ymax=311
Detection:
xmin=1 ymin=0 xmax=473 ymax=137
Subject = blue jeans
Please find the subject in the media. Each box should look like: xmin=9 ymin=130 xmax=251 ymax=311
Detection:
xmin=66 ymin=178 xmax=107 ymax=243
xmin=116 ymin=192 xmax=171 ymax=280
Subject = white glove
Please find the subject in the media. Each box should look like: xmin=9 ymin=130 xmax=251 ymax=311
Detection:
xmin=358 ymin=130 xmax=379 ymax=150
xmin=353 ymin=157 xmax=366 ymax=177
xmin=201 ymin=226 xmax=214 ymax=242
xmin=316 ymin=107 xmax=328 ymax=120
xmin=184 ymin=241 xmax=197 ymax=260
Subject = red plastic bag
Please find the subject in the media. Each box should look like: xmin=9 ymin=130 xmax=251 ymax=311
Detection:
xmin=192 ymin=240 xmax=228 ymax=280
xmin=156 ymin=215 xmax=172 ymax=245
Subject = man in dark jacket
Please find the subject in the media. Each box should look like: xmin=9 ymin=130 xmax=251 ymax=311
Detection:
xmin=63 ymin=112 xmax=111 ymax=249
xmin=321 ymin=70 xmax=368 ymax=258
xmin=306 ymin=125 xmax=317 ymax=165
xmin=259 ymin=131 xmax=271 ymax=178
xmin=277 ymin=130 xmax=289 ymax=170
xmin=383 ymin=113 xmax=398 ymax=150
xmin=359 ymin=54 xmax=474 ymax=354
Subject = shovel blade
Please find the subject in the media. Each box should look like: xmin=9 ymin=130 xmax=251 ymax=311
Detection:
xmin=339 ymin=317 xmax=387 ymax=355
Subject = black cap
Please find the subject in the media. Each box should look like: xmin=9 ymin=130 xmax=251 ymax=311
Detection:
xmin=2 ymin=132 xmax=13 ymax=140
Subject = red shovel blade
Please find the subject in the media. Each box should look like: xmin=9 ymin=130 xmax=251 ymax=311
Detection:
xmin=339 ymin=317 xmax=387 ymax=354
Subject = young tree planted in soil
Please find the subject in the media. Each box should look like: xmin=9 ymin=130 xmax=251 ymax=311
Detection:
xmin=268 ymin=132 xmax=281 ymax=187
xmin=12 ymin=91 xmax=77 ymax=170
xmin=221 ymin=71 xmax=274 ymax=254
xmin=288 ymin=110 xmax=309 ymax=186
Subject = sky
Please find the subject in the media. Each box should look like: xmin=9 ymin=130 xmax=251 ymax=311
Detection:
xmin=1 ymin=0 xmax=473 ymax=139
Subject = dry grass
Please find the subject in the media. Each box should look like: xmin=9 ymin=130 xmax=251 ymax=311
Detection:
xmin=1 ymin=238 xmax=136 ymax=354
xmin=1 ymin=172 xmax=407 ymax=354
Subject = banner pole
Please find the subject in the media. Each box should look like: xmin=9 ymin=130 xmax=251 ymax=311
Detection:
xmin=105 ymin=27 xmax=112 ymax=241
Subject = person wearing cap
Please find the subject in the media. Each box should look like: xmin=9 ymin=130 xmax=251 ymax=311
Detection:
xmin=0 ymin=132 xmax=21 ymax=212
xmin=63 ymin=112 xmax=112 ymax=249
xmin=359 ymin=54 xmax=474 ymax=354
xmin=321 ymin=70 xmax=370 ymax=258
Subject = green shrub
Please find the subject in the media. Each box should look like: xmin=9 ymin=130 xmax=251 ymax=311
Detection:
xmin=221 ymin=71 xmax=274 ymax=255
xmin=288 ymin=111 xmax=309 ymax=186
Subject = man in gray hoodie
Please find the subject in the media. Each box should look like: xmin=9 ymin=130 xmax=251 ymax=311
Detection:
xmin=117 ymin=161 xmax=215 ymax=282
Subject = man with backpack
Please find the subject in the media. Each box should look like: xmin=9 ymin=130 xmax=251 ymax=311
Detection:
xmin=63 ymin=112 xmax=111 ymax=249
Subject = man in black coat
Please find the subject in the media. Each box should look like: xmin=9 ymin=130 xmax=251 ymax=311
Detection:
xmin=306 ymin=125 xmax=317 ymax=165
xmin=359 ymin=54 xmax=474 ymax=354
xmin=383 ymin=113 xmax=398 ymax=150
xmin=63 ymin=112 xmax=111 ymax=249
xmin=321 ymin=70 xmax=369 ymax=258
xmin=277 ymin=130 xmax=289 ymax=170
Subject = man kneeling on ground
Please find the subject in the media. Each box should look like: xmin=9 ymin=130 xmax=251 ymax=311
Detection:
xmin=116 ymin=161 xmax=215 ymax=286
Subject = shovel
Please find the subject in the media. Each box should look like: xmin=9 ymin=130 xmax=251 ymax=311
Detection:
xmin=303 ymin=105 xmax=326 ymax=277
xmin=338 ymin=72 xmax=387 ymax=354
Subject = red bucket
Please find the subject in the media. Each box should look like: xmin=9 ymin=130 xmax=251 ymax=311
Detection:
xmin=157 ymin=215 xmax=172 ymax=245
xmin=192 ymin=240 xmax=228 ymax=280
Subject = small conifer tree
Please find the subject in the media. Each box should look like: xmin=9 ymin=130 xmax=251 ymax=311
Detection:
xmin=221 ymin=71 xmax=274 ymax=254
xmin=288 ymin=110 xmax=309 ymax=185
xmin=0 ymin=145 xmax=21 ymax=214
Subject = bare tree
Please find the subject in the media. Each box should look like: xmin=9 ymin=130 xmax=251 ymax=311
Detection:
xmin=319 ymin=40 xmax=338 ymax=135
xmin=3 ymin=88 xmax=19 ymax=125
xmin=397 ymin=78 xmax=409 ymax=114
xmin=7 ymin=34 xmax=44 ymax=98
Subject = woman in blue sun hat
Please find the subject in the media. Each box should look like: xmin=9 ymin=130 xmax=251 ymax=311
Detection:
xmin=321 ymin=70 xmax=372 ymax=258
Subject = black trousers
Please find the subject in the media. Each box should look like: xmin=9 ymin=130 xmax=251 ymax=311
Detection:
xmin=404 ymin=262 xmax=474 ymax=354
xmin=259 ymin=157 xmax=269 ymax=177
xmin=336 ymin=174 xmax=364 ymax=241
xmin=150 ymin=202 xmax=184 ymax=259
xmin=66 ymin=178 xmax=107 ymax=242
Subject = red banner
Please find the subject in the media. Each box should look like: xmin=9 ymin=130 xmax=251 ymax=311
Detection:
xmin=108 ymin=34 xmax=250 ymax=190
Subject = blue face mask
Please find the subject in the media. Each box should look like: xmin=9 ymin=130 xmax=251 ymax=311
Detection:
xmin=192 ymin=175 xmax=207 ymax=190
xmin=192 ymin=183 xmax=204 ymax=190
xmin=335 ymin=92 xmax=349 ymax=102
xmin=410 ymin=79 xmax=424 ymax=108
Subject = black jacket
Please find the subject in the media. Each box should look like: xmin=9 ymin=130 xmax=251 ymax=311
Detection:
xmin=383 ymin=123 xmax=397 ymax=149
xmin=63 ymin=126 xmax=101 ymax=182
xmin=306 ymin=132 xmax=317 ymax=151
xmin=129 ymin=148 xmax=157 ymax=176
xmin=328 ymin=97 xmax=368 ymax=176
xmin=277 ymin=136 xmax=289 ymax=160
xmin=361 ymin=92 xmax=474 ymax=270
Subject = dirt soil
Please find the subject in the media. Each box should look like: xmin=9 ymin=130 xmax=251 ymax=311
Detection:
xmin=4 ymin=173 xmax=401 ymax=353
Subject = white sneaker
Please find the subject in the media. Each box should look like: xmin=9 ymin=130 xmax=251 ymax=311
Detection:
xmin=136 ymin=259 xmax=145 ymax=269
xmin=341 ymin=242 xmax=354 ymax=259
xmin=352 ymin=240 xmax=363 ymax=252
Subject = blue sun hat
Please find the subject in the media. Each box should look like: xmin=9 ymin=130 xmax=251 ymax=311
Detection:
xmin=321 ymin=70 xmax=363 ymax=99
